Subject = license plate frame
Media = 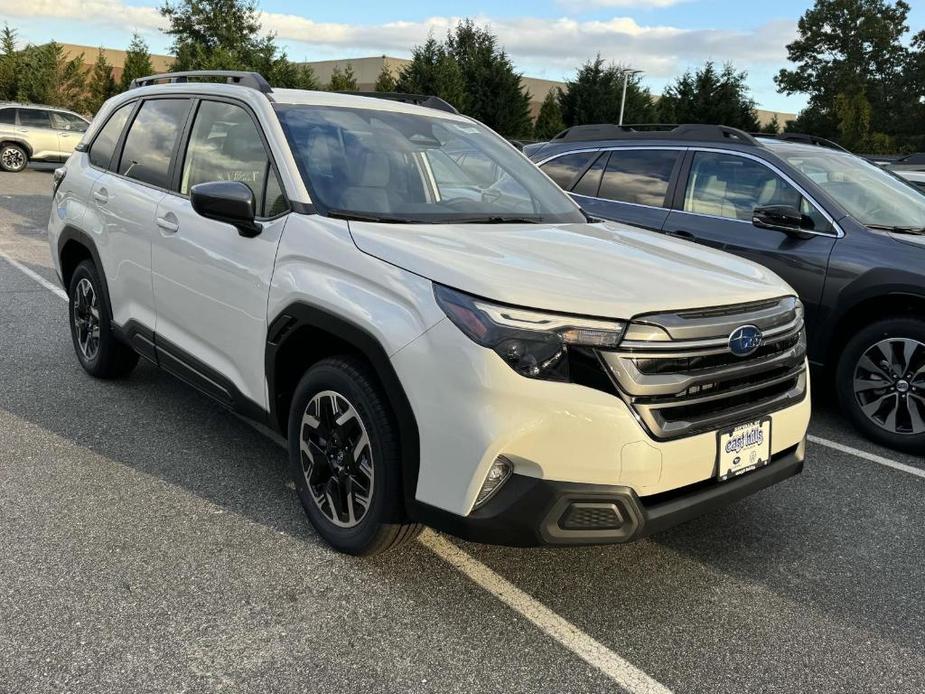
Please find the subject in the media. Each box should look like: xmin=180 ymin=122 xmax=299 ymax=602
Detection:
xmin=716 ymin=418 xmax=772 ymax=481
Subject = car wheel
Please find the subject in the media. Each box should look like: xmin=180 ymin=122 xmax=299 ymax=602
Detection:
xmin=836 ymin=317 xmax=925 ymax=453
xmin=68 ymin=260 xmax=139 ymax=379
xmin=287 ymin=356 xmax=422 ymax=555
xmin=0 ymin=143 xmax=27 ymax=172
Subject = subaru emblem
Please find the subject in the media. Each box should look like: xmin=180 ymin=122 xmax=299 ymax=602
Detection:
xmin=728 ymin=325 xmax=762 ymax=357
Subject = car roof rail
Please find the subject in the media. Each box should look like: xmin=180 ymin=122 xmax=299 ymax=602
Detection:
xmin=549 ymin=123 xmax=760 ymax=146
xmin=755 ymin=132 xmax=848 ymax=152
xmin=346 ymin=91 xmax=460 ymax=115
xmin=129 ymin=71 xmax=273 ymax=94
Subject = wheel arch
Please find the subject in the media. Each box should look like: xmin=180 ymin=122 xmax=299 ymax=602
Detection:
xmin=0 ymin=139 xmax=32 ymax=158
xmin=266 ymin=302 xmax=421 ymax=510
xmin=826 ymin=291 xmax=925 ymax=369
xmin=57 ymin=227 xmax=113 ymax=318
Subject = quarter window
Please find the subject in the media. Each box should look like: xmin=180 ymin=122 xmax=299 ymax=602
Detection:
xmin=118 ymin=99 xmax=190 ymax=189
xmin=89 ymin=102 xmax=134 ymax=170
xmin=180 ymin=100 xmax=283 ymax=216
xmin=540 ymin=151 xmax=597 ymax=189
xmin=18 ymin=108 xmax=52 ymax=129
xmin=684 ymin=151 xmax=827 ymax=229
xmin=598 ymin=149 xmax=679 ymax=207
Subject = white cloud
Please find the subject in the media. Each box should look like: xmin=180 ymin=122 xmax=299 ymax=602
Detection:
xmin=0 ymin=0 xmax=796 ymax=81
xmin=557 ymin=0 xmax=689 ymax=9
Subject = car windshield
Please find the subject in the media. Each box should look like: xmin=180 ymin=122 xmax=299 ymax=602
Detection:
xmin=275 ymin=104 xmax=585 ymax=224
xmin=779 ymin=147 xmax=925 ymax=229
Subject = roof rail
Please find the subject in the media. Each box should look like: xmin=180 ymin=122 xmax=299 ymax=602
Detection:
xmin=130 ymin=71 xmax=273 ymax=94
xmin=758 ymin=132 xmax=848 ymax=152
xmin=346 ymin=91 xmax=459 ymax=115
xmin=550 ymin=123 xmax=759 ymax=146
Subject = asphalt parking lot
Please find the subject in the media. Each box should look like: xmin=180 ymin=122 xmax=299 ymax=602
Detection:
xmin=1 ymin=165 xmax=924 ymax=694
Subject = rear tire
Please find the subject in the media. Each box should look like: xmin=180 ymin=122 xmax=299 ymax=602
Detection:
xmin=0 ymin=143 xmax=27 ymax=173
xmin=67 ymin=260 xmax=139 ymax=379
xmin=287 ymin=356 xmax=422 ymax=555
xmin=836 ymin=317 xmax=925 ymax=453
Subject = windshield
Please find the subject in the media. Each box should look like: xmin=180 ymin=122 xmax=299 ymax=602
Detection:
xmin=779 ymin=147 xmax=925 ymax=229
xmin=275 ymin=104 xmax=585 ymax=224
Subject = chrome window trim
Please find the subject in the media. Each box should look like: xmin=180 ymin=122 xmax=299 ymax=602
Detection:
xmin=570 ymin=191 xmax=664 ymax=212
xmin=535 ymin=145 xmax=685 ymax=167
xmin=687 ymin=147 xmax=844 ymax=238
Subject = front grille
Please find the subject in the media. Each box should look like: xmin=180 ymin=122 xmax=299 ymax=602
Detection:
xmin=600 ymin=296 xmax=808 ymax=440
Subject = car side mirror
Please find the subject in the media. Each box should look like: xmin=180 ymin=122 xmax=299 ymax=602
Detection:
xmin=190 ymin=181 xmax=262 ymax=238
xmin=752 ymin=205 xmax=814 ymax=239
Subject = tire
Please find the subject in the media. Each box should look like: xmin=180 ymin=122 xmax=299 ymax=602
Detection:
xmin=0 ymin=143 xmax=27 ymax=173
xmin=67 ymin=260 xmax=139 ymax=379
xmin=287 ymin=356 xmax=422 ymax=555
xmin=836 ymin=317 xmax=925 ymax=453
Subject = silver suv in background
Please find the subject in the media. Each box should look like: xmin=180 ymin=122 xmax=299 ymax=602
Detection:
xmin=0 ymin=103 xmax=89 ymax=172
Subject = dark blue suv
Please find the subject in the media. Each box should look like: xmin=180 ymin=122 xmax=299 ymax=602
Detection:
xmin=527 ymin=124 xmax=925 ymax=453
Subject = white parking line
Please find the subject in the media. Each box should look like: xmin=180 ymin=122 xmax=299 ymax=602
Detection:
xmin=2 ymin=248 xmax=674 ymax=693
xmin=420 ymin=531 xmax=673 ymax=694
xmin=808 ymin=435 xmax=925 ymax=479
xmin=0 ymin=252 xmax=68 ymax=300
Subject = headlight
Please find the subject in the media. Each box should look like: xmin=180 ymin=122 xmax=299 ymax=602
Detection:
xmin=434 ymin=284 xmax=626 ymax=380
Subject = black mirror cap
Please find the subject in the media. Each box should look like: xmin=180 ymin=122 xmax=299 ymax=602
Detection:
xmin=190 ymin=180 xmax=263 ymax=237
xmin=752 ymin=204 xmax=815 ymax=239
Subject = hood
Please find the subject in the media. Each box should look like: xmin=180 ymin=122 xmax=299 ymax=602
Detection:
xmin=348 ymin=220 xmax=795 ymax=319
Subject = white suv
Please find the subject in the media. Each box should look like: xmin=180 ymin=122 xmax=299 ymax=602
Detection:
xmin=48 ymin=72 xmax=811 ymax=555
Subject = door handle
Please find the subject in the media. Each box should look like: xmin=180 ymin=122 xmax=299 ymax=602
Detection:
xmin=92 ymin=189 xmax=108 ymax=204
xmin=666 ymin=229 xmax=695 ymax=240
xmin=156 ymin=215 xmax=179 ymax=233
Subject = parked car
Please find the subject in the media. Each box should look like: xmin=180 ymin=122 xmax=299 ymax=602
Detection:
xmin=0 ymin=102 xmax=89 ymax=172
xmin=528 ymin=124 xmax=925 ymax=452
xmin=49 ymin=73 xmax=811 ymax=555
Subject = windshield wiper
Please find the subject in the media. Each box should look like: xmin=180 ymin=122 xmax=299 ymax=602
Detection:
xmin=867 ymin=223 xmax=925 ymax=235
xmin=326 ymin=209 xmax=421 ymax=224
xmin=452 ymin=215 xmax=544 ymax=224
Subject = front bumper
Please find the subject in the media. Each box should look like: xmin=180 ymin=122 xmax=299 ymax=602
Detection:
xmin=414 ymin=440 xmax=804 ymax=546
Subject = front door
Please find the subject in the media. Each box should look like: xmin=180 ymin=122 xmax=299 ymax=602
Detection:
xmin=664 ymin=150 xmax=837 ymax=326
xmin=16 ymin=108 xmax=60 ymax=160
xmin=151 ymin=99 xmax=290 ymax=410
xmin=50 ymin=111 xmax=89 ymax=158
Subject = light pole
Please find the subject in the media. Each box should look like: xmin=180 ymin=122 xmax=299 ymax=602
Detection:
xmin=618 ymin=68 xmax=643 ymax=126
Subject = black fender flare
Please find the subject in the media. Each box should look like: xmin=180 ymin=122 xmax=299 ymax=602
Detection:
xmin=57 ymin=227 xmax=114 ymax=318
xmin=266 ymin=302 xmax=421 ymax=511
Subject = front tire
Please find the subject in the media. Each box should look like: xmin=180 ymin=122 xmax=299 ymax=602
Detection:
xmin=68 ymin=260 xmax=139 ymax=379
xmin=0 ymin=143 xmax=27 ymax=173
xmin=836 ymin=317 xmax=925 ymax=453
xmin=287 ymin=356 xmax=421 ymax=555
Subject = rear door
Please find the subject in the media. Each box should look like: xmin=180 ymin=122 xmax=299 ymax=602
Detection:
xmin=151 ymin=98 xmax=290 ymax=409
xmin=664 ymin=149 xmax=838 ymax=322
xmin=16 ymin=108 xmax=59 ymax=160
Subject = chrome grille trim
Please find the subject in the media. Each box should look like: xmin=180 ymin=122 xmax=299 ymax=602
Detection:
xmin=601 ymin=296 xmax=808 ymax=440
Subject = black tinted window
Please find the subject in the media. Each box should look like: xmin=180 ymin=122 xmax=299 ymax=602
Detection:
xmin=572 ymin=152 xmax=608 ymax=197
xmin=540 ymin=151 xmax=597 ymax=189
xmin=19 ymin=108 xmax=52 ymax=128
xmin=598 ymin=149 xmax=679 ymax=207
xmin=119 ymin=99 xmax=190 ymax=188
xmin=89 ymin=103 xmax=134 ymax=169
xmin=0 ymin=108 xmax=14 ymax=125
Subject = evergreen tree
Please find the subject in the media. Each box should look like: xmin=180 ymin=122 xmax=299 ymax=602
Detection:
xmin=120 ymin=33 xmax=154 ymax=91
xmin=86 ymin=49 xmax=117 ymax=114
xmin=374 ymin=63 xmax=396 ymax=92
xmin=533 ymin=89 xmax=565 ymax=140
xmin=17 ymin=42 xmax=87 ymax=112
xmin=558 ymin=56 xmax=655 ymax=127
xmin=0 ymin=24 xmax=20 ymax=101
xmin=395 ymin=37 xmax=467 ymax=109
xmin=327 ymin=64 xmax=357 ymax=91
xmin=657 ymin=61 xmax=760 ymax=131
xmin=760 ymin=114 xmax=781 ymax=135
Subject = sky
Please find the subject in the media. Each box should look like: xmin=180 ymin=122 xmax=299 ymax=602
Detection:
xmin=1 ymin=1 xmax=923 ymax=114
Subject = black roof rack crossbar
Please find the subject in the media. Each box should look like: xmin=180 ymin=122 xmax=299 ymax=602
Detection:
xmin=550 ymin=123 xmax=759 ymax=146
xmin=130 ymin=71 xmax=273 ymax=94
xmin=345 ymin=91 xmax=459 ymax=115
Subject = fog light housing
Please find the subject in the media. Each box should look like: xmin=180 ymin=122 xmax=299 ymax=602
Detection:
xmin=473 ymin=456 xmax=513 ymax=509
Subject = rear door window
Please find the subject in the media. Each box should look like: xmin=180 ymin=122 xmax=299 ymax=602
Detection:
xmin=571 ymin=152 xmax=608 ymax=197
xmin=118 ymin=98 xmax=191 ymax=189
xmin=540 ymin=151 xmax=597 ymax=189
xmin=50 ymin=112 xmax=89 ymax=132
xmin=0 ymin=108 xmax=15 ymax=125
xmin=598 ymin=149 xmax=680 ymax=207
xmin=89 ymin=102 xmax=134 ymax=170
xmin=18 ymin=108 xmax=53 ymax=129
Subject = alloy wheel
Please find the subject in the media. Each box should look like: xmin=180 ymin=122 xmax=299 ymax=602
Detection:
xmin=299 ymin=390 xmax=374 ymax=528
xmin=1 ymin=146 xmax=25 ymax=172
xmin=853 ymin=337 xmax=925 ymax=435
xmin=73 ymin=277 xmax=101 ymax=361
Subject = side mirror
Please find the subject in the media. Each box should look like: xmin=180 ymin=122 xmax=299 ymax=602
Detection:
xmin=190 ymin=181 xmax=262 ymax=238
xmin=752 ymin=205 xmax=814 ymax=239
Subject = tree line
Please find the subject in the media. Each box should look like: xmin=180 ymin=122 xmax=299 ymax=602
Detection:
xmin=1 ymin=0 xmax=923 ymax=152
